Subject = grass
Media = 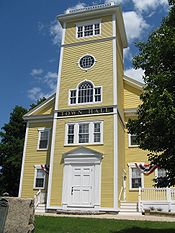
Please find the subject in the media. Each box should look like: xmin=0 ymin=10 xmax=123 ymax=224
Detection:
xmin=35 ymin=216 xmax=175 ymax=233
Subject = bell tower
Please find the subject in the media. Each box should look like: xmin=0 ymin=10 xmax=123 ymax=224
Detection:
xmin=47 ymin=2 xmax=128 ymax=212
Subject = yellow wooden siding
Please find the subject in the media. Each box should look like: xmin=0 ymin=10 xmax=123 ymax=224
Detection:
xmin=50 ymin=115 xmax=114 ymax=208
xmin=124 ymin=83 xmax=142 ymax=109
xmin=64 ymin=15 xmax=113 ymax=45
xmin=21 ymin=121 xmax=52 ymax=198
xmin=124 ymin=119 xmax=156 ymax=202
xmin=58 ymin=40 xmax=113 ymax=110
xmin=118 ymin=118 xmax=125 ymax=204
xmin=33 ymin=99 xmax=55 ymax=116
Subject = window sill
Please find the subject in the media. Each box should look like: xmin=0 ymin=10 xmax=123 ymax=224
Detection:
xmin=64 ymin=143 xmax=103 ymax=147
xmin=37 ymin=148 xmax=48 ymax=151
xmin=128 ymin=145 xmax=139 ymax=148
xmin=33 ymin=187 xmax=45 ymax=190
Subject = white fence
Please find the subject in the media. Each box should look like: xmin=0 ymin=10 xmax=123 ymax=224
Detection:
xmin=138 ymin=187 xmax=175 ymax=212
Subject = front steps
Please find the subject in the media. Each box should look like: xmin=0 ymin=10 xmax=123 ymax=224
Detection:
xmin=120 ymin=202 xmax=139 ymax=213
xmin=35 ymin=204 xmax=46 ymax=213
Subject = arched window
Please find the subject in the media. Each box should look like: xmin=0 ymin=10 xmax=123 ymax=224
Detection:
xmin=69 ymin=81 xmax=102 ymax=105
xmin=78 ymin=81 xmax=93 ymax=103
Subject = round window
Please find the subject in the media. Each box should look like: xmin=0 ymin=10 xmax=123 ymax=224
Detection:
xmin=79 ymin=55 xmax=95 ymax=70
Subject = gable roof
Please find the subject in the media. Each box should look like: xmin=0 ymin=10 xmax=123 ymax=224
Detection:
xmin=124 ymin=75 xmax=145 ymax=91
xmin=23 ymin=93 xmax=55 ymax=120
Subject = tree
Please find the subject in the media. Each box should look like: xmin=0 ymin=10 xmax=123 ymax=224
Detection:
xmin=0 ymin=97 xmax=46 ymax=196
xmin=0 ymin=106 xmax=27 ymax=196
xmin=127 ymin=1 xmax=175 ymax=187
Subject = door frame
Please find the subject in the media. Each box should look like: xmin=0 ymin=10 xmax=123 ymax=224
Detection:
xmin=62 ymin=147 xmax=102 ymax=210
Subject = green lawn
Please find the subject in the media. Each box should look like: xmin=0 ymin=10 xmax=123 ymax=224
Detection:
xmin=35 ymin=216 xmax=175 ymax=233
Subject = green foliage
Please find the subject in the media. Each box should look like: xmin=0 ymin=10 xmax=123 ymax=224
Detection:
xmin=127 ymin=3 xmax=175 ymax=187
xmin=0 ymin=106 xmax=27 ymax=196
xmin=29 ymin=97 xmax=46 ymax=110
xmin=0 ymin=97 xmax=46 ymax=196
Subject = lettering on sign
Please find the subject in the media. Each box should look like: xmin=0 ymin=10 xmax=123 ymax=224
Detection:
xmin=57 ymin=107 xmax=113 ymax=117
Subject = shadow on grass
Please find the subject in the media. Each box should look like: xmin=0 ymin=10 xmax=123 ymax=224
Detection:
xmin=111 ymin=227 xmax=175 ymax=233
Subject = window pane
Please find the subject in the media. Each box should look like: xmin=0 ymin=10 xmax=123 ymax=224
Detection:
xmin=130 ymin=134 xmax=138 ymax=146
xmin=77 ymin=26 xmax=83 ymax=38
xmin=78 ymin=81 xmax=93 ymax=103
xmin=36 ymin=178 xmax=44 ymax=188
xmin=94 ymin=23 xmax=100 ymax=35
xmin=94 ymin=123 xmax=100 ymax=132
xmin=94 ymin=133 xmax=101 ymax=143
xmin=67 ymin=125 xmax=74 ymax=144
xmin=37 ymin=169 xmax=45 ymax=178
xmin=79 ymin=55 xmax=95 ymax=69
xmin=79 ymin=124 xmax=89 ymax=143
xmin=94 ymin=87 xmax=101 ymax=102
xmin=36 ymin=169 xmax=45 ymax=188
xmin=39 ymin=131 xmax=49 ymax=149
xmin=131 ymin=168 xmax=142 ymax=188
xmin=132 ymin=178 xmax=141 ymax=188
xmin=84 ymin=24 xmax=93 ymax=36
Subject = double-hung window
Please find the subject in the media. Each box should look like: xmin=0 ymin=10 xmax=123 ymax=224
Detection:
xmin=128 ymin=134 xmax=139 ymax=147
xmin=65 ymin=121 xmax=103 ymax=145
xmin=34 ymin=166 xmax=45 ymax=189
xmin=38 ymin=128 xmax=50 ymax=150
xmin=129 ymin=164 xmax=144 ymax=190
xmin=77 ymin=21 xmax=101 ymax=38
xmin=69 ymin=81 xmax=102 ymax=105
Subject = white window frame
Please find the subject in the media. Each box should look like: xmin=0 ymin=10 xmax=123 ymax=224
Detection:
xmin=78 ymin=54 xmax=96 ymax=71
xmin=76 ymin=19 xmax=101 ymax=39
xmin=64 ymin=121 xmax=103 ymax=146
xmin=128 ymin=134 xmax=139 ymax=148
xmin=68 ymin=80 xmax=102 ymax=106
xmin=33 ymin=165 xmax=46 ymax=190
xmin=128 ymin=163 xmax=144 ymax=190
xmin=37 ymin=128 xmax=50 ymax=150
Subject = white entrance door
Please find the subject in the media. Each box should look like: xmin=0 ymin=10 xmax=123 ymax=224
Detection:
xmin=68 ymin=165 xmax=94 ymax=207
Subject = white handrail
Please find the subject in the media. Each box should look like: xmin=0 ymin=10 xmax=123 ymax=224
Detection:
xmin=34 ymin=190 xmax=41 ymax=208
xmin=118 ymin=186 xmax=124 ymax=201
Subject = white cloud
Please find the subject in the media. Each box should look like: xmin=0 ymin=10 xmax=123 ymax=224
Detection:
xmin=30 ymin=69 xmax=43 ymax=77
xmin=50 ymin=21 xmax=63 ymax=45
xmin=132 ymin=0 xmax=168 ymax=12
xmin=125 ymin=68 xmax=145 ymax=83
xmin=28 ymin=87 xmax=45 ymax=101
xmin=65 ymin=2 xmax=87 ymax=14
xmin=28 ymin=70 xmax=58 ymax=101
xmin=44 ymin=72 xmax=57 ymax=92
xmin=123 ymin=11 xmax=149 ymax=41
xmin=124 ymin=47 xmax=133 ymax=61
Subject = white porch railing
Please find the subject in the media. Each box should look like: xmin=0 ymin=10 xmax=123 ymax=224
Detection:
xmin=34 ymin=190 xmax=46 ymax=208
xmin=138 ymin=187 xmax=175 ymax=212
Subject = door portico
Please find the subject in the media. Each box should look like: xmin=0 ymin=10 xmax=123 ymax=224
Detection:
xmin=62 ymin=147 xmax=102 ymax=210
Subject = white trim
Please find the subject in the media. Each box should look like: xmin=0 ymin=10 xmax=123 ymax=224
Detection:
xmin=128 ymin=163 xmax=144 ymax=190
xmin=68 ymin=80 xmax=102 ymax=106
xmin=64 ymin=121 xmax=103 ymax=146
xmin=23 ymin=115 xmax=53 ymax=121
xmin=23 ymin=94 xmax=55 ymax=117
xmin=37 ymin=128 xmax=50 ymax=151
xmin=47 ymin=22 xmax=66 ymax=209
xmin=47 ymin=113 xmax=57 ymax=208
xmin=18 ymin=122 xmax=29 ymax=197
xmin=76 ymin=19 xmax=101 ymax=39
xmin=112 ymin=13 xmax=118 ymax=210
xmin=128 ymin=133 xmax=139 ymax=148
xmin=78 ymin=54 xmax=96 ymax=71
xmin=33 ymin=165 xmax=46 ymax=190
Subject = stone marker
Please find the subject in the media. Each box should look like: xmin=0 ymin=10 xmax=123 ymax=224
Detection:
xmin=2 ymin=198 xmax=35 ymax=233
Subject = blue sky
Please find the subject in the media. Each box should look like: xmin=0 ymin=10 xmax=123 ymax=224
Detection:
xmin=0 ymin=0 xmax=169 ymax=129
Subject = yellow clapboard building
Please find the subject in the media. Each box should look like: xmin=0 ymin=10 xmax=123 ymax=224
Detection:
xmin=18 ymin=2 xmax=172 ymax=213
